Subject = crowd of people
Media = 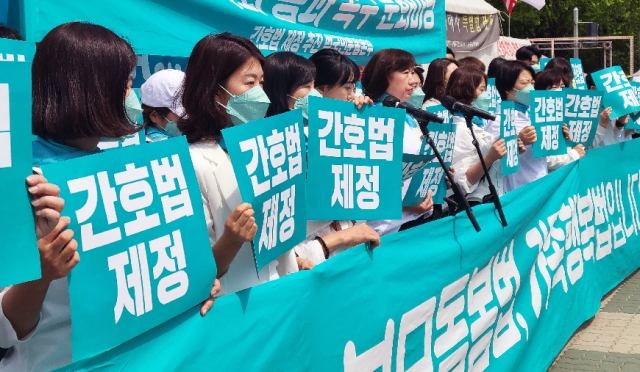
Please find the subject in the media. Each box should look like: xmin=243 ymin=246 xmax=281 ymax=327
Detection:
xmin=0 ymin=22 xmax=638 ymax=372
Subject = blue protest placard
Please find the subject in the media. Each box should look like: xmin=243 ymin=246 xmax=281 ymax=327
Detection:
xmin=41 ymin=137 xmax=216 ymax=361
xmin=403 ymin=105 xmax=456 ymax=206
xmin=401 ymin=151 xmax=436 ymax=181
xmin=307 ymin=96 xmax=404 ymax=220
xmin=530 ymin=90 xmax=568 ymax=158
xmin=222 ymin=109 xmax=307 ymax=271
xmin=564 ymin=89 xmax=604 ymax=146
xmin=570 ymin=58 xmax=588 ymax=90
xmin=500 ymin=101 xmax=520 ymax=176
xmin=487 ymin=77 xmax=501 ymax=113
xmin=628 ymin=82 xmax=640 ymax=130
xmin=592 ymin=66 xmax=640 ymax=119
xmin=540 ymin=57 xmax=551 ymax=70
xmin=0 ymin=39 xmax=41 ymax=287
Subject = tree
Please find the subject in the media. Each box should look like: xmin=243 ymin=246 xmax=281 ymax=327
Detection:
xmin=485 ymin=0 xmax=640 ymax=74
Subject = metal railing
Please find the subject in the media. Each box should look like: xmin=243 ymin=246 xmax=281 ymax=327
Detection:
xmin=529 ymin=36 xmax=634 ymax=73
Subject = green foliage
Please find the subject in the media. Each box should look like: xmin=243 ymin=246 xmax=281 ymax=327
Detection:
xmin=484 ymin=0 xmax=640 ymax=74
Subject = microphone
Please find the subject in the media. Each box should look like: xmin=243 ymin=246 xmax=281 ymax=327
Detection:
xmin=441 ymin=95 xmax=496 ymax=121
xmin=382 ymin=95 xmax=444 ymax=124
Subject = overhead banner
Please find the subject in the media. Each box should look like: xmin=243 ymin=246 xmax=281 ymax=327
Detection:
xmin=56 ymin=139 xmax=640 ymax=372
xmin=42 ymin=137 xmax=217 ymax=361
xmin=446 ymin=13 xmax=500 ymax=52
xmin=0 ymin=38 xmax=41 ymax=287
xmin=26 ymin=0 xmax=446 ymax=65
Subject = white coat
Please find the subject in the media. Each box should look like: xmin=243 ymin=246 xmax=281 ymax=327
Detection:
xmin=189 ymin=139 xmax=298 ymax=296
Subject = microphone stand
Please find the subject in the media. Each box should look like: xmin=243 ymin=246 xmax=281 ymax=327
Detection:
xmin=462 ymin=115 xmax=508 ymax=227
xmin=417 ymin=119 xmax=481 ymax=232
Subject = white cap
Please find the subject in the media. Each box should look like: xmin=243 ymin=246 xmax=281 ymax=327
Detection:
xmin=140 ymin=69 xmax=186 ymax=117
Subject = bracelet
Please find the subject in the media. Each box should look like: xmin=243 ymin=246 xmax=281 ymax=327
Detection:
xmin=315 ymin=236 xmax=330 ymax=259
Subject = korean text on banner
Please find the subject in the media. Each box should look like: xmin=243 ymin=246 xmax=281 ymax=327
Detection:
xmin=57 ymin=137 xmax=640 ymax=372
xmin=592 ymin=66 xmax=640 ymax=119
xmin=41 ymin=137 xmax=216 ymax=361
xmin=530 ymin=90 xmax=569 ymax=158
xmin=0 ymin=39 xmax=40 ymax=287
xmin=28 ymin=0 xmax=446 ymax=65
xmin=564 ymin=89 xmax=604 ymax=147
xmin=500 ymin=101 xmax=520 ymax=176
xmin=570 ymin=58 xmax=588 ymax=90
xmin=307 ymin=96 xmax=404 ymax=220
xmin=222 ymin=109 xmax=307 ymax=272
xmin=404 ymin=108 xmax=456 ymax=207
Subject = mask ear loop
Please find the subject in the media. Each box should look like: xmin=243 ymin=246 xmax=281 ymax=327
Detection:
xmin=216 ymin=85 xmax=235 ymax=109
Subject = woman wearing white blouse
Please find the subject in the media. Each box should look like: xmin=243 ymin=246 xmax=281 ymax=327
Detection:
xmin=446 ymin=67 xmax=512 ymax=204
xmin=178 ymin=33 xmax=302 ymax=296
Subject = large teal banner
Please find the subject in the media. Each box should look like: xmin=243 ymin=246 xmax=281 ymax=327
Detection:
xmin=26 ymin=0 xmax=446 ymax=65
xmin=0 ymin=38 xmax=41 ymax=288
xmin=56 ymin=139 xmax=640 ymax=371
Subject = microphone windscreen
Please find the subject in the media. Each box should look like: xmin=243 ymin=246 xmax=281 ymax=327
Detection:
xmin=440 ymin=95 xmax=456 ymax=111
xmin=382 ymin=95 xmax=401 ymax=107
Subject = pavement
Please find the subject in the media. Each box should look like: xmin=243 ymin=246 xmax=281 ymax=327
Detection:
xmin=549 ymin=270 xmax=640 ymax=372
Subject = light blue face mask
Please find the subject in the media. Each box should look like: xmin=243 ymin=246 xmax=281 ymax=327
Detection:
xmin=531 ymin=64 xmax=541 ymax=73
xmin=290 ymin=89 xmax=323 ymax=122
xmin=472 ymin=91 xmax=492 ymax=112
xmin=515 ymin=85 xmax=535 ymax=107
xmin=163 ymin=117 xmax=182 ymax=137
xmin=406 ymin=88 xmax=426 ymax=108
xmin=218 ymin=85 xmax=271 ymax=125
xmin=125 ymin=92 xmax=143 ymax=124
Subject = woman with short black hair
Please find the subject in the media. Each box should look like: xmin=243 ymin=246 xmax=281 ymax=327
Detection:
xmin=533 ymin=68 xmax=566 ymax=91
xmin=495 ymin=60 xmax=542 ymax=192
xmin=544 ymin=58 xmax=574 ymax=88
xmin=309 ymin=48 xmax=360 ymax=102
xmin=264 ymin=52 xmax=317 ymax=118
